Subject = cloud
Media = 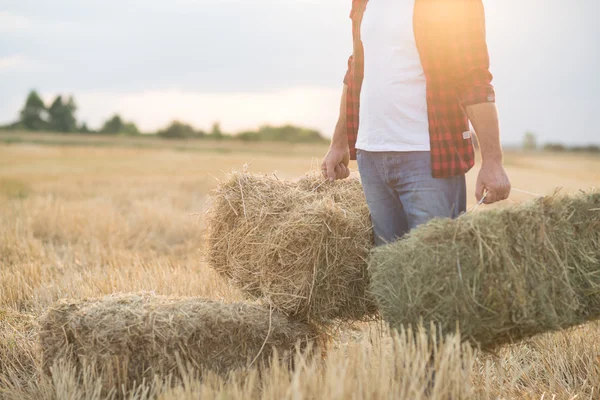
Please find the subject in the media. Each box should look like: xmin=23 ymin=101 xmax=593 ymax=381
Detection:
xmin=71 ymin=87 xmax=341 ymax=135
xmin=0 ymin=11 xmax=32 ymax=32
xmin=0 ymin=10 xmax=97 ymax=35
xmin=0 ymin=55 xmax=28 ymax=70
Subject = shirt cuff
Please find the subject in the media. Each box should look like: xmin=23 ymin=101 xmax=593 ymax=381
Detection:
xmin=459 ymin=84 xmax=496 ymax=108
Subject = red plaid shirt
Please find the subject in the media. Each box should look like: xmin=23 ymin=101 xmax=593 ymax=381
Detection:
xmin=344 ymin=0 xmax=496 ymax=178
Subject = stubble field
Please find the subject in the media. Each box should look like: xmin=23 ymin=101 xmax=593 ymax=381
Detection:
xmin=1 ymin=135 xmax=599 ymax=399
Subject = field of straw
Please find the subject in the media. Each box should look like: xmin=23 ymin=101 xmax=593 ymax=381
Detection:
xmin=1 ymin=135 xmax=600 ymax=399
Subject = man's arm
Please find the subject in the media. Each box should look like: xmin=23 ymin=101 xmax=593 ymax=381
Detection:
xmin=466 ymin=103 xmax=511 ymax=204
xmin=321 ymin=84 xmax=350 ymax=182
xmin=452 ymin=0 xmax=510 ymax=204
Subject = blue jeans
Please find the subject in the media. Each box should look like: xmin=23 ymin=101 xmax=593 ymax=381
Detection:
xmin=357 ymin=150 xmax=466 ymax=246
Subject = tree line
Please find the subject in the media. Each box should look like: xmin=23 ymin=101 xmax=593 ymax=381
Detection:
xmin=1 ymin=90 xmax=327 ymax=143
xmin=522 ymin=131 xmax=599 ymax=153
xmin=6 ymin=90 xmax=139 ymax=135
xmin=5 ymin=90 xmax=596 ymax=151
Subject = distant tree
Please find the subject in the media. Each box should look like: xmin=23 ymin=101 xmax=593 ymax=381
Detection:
xmin=19 ymin=90 xmax=48 ymax=130
xmin=100 ymin=114 xmax=139 ymax=135
xmin=543 ymin=143 xmax=567 ymax=152
xmin=587 ymin=145 xmax=600 ymax=153
xmin=157 ymin=121 xmax=199 ymax=139
xmin=65 ymin=96 xmax=77 ymax=126
xmin=209 ymin=122 xmax=224 ymax=140
xmin=265 ymin=124 xmax=325 ymax=142
xmin=522 ymin=131 xmax=537 ymax=151
xmin=47 ymin=96 xmax=62 ymax=130
xmin=571 ymin=144 xmax=600 ymax=153
xmin=48 ymin=95 xmax=78 ymax=132
xmin=100 ymin=115 xmax=123 ymax=134
xmin=79 ymin=122 xmax=92 ymax=133
xmin=120 ymin=121 xmax=140 ymax=135
xmin=0 ymin=121 xmax=23 ymax=130
xmin=237 ymin=130 xmax=260 ymax=141
xmin=236 ymin=125 xmax=326 ymax=143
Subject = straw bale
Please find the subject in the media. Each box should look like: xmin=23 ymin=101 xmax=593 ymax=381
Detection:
xmin=39 ymin=293 xmax=320 ymax=387
xmin=369 ymin=191 xmax=600 ymax=349
xmin=205 ymin=171 xmax=376 ymax=322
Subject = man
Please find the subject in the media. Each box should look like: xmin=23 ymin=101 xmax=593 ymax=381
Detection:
xmin=322 ymin=0 xmax=511 ymax=245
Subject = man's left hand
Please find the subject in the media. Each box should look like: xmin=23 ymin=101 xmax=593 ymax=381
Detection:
xmin=475 ymin=161 xmax=511 ymax=204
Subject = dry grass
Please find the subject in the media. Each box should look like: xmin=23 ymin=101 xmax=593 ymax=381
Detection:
xmin=1 ymin=141 xmax=600 ymax=399
xmin=205 ymin=171 xmax=376 ymax=322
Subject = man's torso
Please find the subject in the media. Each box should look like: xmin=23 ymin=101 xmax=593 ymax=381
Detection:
xmin=346 ymin=0 xmax=494 ymax=178
xmin=356 ymin=0 xmax=430 ymax=152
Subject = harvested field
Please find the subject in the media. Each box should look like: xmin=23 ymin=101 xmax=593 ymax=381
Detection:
xmin=39 ymin=293 xmax=320 ymax=390
xmin=1 ymin=140 xmax=600 ymax=399
xmin=369 ymin=191 xmax=600 ymax=349
xmin=205 ymin=171 xmax=376 ymax=323
xmin=0 ymin=308 xmax=38 ymax=381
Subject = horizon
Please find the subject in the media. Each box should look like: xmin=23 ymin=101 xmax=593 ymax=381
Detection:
xmin=1 ymin=0 xmax=599 ymax=145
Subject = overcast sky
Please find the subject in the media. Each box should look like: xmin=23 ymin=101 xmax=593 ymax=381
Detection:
xmin=1 ymin=0 xmax=598 ymax=145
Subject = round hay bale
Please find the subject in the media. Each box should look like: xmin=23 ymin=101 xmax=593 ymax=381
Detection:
xmin=369 ymin=191 xmax=600 ymax=349
xmin=205 ymin=171 xmax=377 ymax=323
xmin=39 ymin=293 xmax=321 ymax=388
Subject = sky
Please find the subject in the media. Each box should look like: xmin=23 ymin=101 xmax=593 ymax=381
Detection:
xmin=0 ymin=0 xmax=599 ymax=145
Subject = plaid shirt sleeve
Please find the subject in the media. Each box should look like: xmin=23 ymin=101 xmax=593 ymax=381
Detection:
xmin=453 ymin=0 xmax=496 ymax=108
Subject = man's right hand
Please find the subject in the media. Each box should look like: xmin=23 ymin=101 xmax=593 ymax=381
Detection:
xmin=321 ymin=145 xmax=351 ymax=182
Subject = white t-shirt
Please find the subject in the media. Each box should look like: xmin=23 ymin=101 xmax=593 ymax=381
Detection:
xmin=355 ymin=0 xmax=430 ymax=152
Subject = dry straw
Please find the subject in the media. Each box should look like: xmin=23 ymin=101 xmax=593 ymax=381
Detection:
xmin=39 ymin=293 xmax=320 ymax=389
xmin=369 ymin=191 xmax=600 ymax=349
xmin=205 ymin=171 xmax=377 ymax=323
xmin=0 ymin=308 xmax=38 ymax=380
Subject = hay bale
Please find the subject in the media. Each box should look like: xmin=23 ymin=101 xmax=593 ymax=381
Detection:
xmin=205 ymin=171 xmax=376 ymax=322
xmin=39 ymin=293 xmax=320 ymax=387
xmin=369 ymin=191 xmax=600 ymax=349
